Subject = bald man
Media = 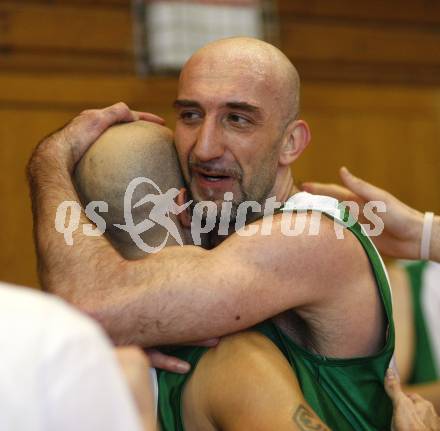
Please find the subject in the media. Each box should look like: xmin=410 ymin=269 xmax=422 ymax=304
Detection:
xmin=29 ymin=37 xmax=393 ymax=430
xmin=75 ymin=120 xmax=330 ymax=430
xmin=74 ymin=121 xmax=189 ymax=258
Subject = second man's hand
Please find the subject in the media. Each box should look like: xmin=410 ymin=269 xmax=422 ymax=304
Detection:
xmin=145 ymin=338 xmax=220 ymax=374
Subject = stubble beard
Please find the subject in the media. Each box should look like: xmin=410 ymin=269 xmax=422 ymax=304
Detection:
xmin=186 ymin=156 xmax=278 ymax=245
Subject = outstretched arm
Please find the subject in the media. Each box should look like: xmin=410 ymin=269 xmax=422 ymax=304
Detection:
xmin=27 ymin=106 xmax=366 ymax=348
xmin=302 ymin=167 xmax=440 ymax=262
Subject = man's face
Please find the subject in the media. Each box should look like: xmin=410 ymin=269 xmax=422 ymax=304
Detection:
xmin=174 ymin=55 xmax=285 ymax=214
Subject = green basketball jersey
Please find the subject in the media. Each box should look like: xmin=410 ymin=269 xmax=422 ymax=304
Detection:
xmin=157 ymin=193 xmax=394 ymax=430
xmin=404 ymin=260 xmax=440 ymax=384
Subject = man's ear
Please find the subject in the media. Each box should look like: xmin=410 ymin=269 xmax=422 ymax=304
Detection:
xmin=279 ymin=120 xmax=311 ymax=166
xmin=176 ymin=188 xmax=192 ymax=227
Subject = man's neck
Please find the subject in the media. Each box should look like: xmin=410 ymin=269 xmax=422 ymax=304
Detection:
xmin=272 ymin=168 xmax=298 ymax=204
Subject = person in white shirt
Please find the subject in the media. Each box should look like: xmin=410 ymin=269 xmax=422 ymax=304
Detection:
xmin=0 ymin=281 xmax=156 ymax=431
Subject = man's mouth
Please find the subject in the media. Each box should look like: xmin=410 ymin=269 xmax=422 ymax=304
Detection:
xmin=198 ymin=172 xmax=231 ymax=182
xmin=192 ymin=168 xmax=235 ymax=189
xmin=192 ymin=166 xmax=233 ymax=181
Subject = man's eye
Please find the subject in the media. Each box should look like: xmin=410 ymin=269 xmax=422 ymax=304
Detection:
xmin=228 ymin=114 xmax=250 ymax=126
xmin=180 ymin=111 xmax=201 ymax=122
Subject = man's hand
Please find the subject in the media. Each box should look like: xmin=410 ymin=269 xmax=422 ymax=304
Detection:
xmin=302 ymin=167 xmax=427 ymax=260
xmin=116 ymin=346 xmax=157 ymax=431
xmin=145 ymin=338 xmax=219 ymax=374
xmin=31 ymin=102 xmax=164 ymax=174
xmin=385 ymin=368 xmax=440 ymax=431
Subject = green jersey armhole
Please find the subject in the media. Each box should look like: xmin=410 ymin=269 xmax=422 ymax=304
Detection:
xmin=267 ymin=205 xmax=395 ymax=366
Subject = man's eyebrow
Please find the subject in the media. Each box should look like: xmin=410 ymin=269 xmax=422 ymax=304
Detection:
xmin=225 ymin=101 xmax=261 ymax=114
xmin=173 ymin=99 xmax=202 ymax=109
xmin=173 ymin=99 xmax=263 ymax=118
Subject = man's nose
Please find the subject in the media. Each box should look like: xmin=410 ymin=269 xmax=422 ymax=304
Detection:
xmin=192 ymin=117 xmax=225 ymax=162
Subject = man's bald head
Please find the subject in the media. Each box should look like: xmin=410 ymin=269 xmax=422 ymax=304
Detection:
xmin=74 ymin=121 xmax=185 ymax=259
xmin=180 ymin=37 xmax=300 ymax=124
xmin=174 ymin=37 xmax=309 ymax=222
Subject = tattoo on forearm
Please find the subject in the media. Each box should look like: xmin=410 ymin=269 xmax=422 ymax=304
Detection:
xmin=293 ymin=405 xmax=329 ymax=431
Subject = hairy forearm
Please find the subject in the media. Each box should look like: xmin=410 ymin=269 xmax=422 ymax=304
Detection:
xmin=92 ymin=245 xmax=282 ymax=347
xmin=94 ymin=219 xmax=345 ymax=348
xmin=28 ymin=134 xmax=74 ymax=289
xmin=27 ymin=132 xmax=121 ymax=302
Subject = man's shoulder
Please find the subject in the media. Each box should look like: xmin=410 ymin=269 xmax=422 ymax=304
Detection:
xmin=203 ymin=330 xmax=285 ymax=366
xmin=251 ymin=209 xmax=368 ymax=282
xmin=212 ymin=198 xmax=376 ymax=313
xmin=248 ymin=192 xmax=366 ymax=256
xmin=183 ymin=330 xmax=318 ymax=430
xmin=189 ymin=330 xmax=299 ymax=400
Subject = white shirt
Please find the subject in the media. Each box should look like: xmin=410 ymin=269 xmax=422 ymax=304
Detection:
xmin=0 ymin=282 xmax=144 ymax=431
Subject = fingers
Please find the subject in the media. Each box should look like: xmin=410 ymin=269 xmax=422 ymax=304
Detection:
xmin=102 ymin=102 xmax=135 ymax=124
xmin=301 ymin=182 xmax=356 ymax=202
xmin=145 ymin=348 xmax=191 ymax=374
xmin=302 ymin=167 xmax=389 ymax=206
xmin=407 ymin=393 xmax=438 ymax=428
xmin=339 ymin=167 xmax=387 ymax=203
xmin=134 ymin=111 xmax=166 ymax=125
xmin=78 ymin=103 xmax=164 ymax=136
xmin=385 ymin=368 xmax=405 ymax=405
xmin=339 ymin=167 xmax=368 ymax=197
xmin=69 ymin=102 xmax=135 ymax=159
xmin=407 ymin=393 xmax=425 ymax=403
xmin=79 ymin=102 xmax=134 ymax=135
xmin=65 ymin=102 xmax=165 ymax=167
xmin=386 ymin=369 xmax=440 ymax=431
xmin=407 ymin=392 xmax=435 ymax=413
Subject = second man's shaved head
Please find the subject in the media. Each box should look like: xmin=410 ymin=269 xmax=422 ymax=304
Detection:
xmin=75 ymin=121 xmax=186 ymax=259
